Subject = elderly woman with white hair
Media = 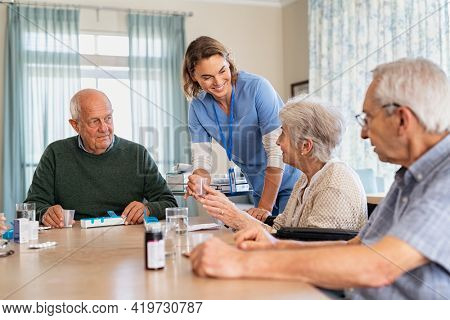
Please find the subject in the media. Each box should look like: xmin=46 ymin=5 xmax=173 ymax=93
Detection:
xmin=199 ymin=96 xmax=368 ymax=231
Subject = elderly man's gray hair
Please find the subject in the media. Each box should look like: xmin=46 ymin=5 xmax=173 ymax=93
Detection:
xmin=372 ymin=57 xmax=450 ymax=133
xmin=279 ymin=95 xmax=346 ymax=163
xmin=69 ymin=94 xmax=81 ymax=120
xmin=69 ymin=89 xmax=112 ymax=120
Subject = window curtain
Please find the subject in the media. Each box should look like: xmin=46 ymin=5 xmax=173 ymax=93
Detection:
xmin=128 ymin=14 xmax=189 ymax=175
xmin=309 ymin=0 xmax=450 ymax=190
xmin=3 ymin=4 xmax=80 ymax=220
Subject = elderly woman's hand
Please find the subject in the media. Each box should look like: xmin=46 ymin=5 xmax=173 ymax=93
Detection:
xmin=246 ymin=208 xmax=271 ymax=222
xmin=234 ymin=226 xmax=278 ymax=250
xmin=190 ymin=237 xmax=246 ymax=278
xmin=202 ymin=184 xmax=228 ymax=199
xmin=199 ymin=185 xmax=251 ymax=230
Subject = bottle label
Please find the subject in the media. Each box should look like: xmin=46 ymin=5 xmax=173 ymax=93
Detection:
xmin=146 ymin=239 xmax=165 ymax=269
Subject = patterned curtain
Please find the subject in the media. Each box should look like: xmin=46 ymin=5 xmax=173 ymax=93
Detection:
xmin=3 ymin=4 xmax=80 ymax=220
xmin=309 ymin=0 xmax=450 ymax=191
xmin=128 ymin=14 xmax=189 ymax=175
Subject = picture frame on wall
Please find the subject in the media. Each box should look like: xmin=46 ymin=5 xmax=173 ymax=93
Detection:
xmin=290 ymin=80 xmax=309 ymax=97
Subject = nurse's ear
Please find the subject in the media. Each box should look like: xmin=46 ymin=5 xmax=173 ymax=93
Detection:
xmin=190 ymin=71 xmax=199 ymax=83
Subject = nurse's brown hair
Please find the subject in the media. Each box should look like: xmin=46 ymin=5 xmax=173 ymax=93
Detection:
xmin=182 ymin=36 xmax=238 ymax=99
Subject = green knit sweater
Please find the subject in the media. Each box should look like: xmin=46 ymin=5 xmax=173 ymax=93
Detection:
xmin=25 ymin=136 xmax=177 ymax=221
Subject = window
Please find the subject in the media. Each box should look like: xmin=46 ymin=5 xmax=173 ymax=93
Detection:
xmin=21 ymin=30 xmax=80 ymax=187
xmin=79 ymin=32 xmax=132 ymax=141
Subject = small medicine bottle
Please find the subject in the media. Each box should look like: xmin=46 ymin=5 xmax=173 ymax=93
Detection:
xmin=145 ymin=222 xmax=165 ymax=270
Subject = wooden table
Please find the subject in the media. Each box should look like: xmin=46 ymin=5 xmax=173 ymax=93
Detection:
xmin=0 ymin=217 xmax=328 ymax=300
xmin=367 ymin=193 xmax=386 ymax=205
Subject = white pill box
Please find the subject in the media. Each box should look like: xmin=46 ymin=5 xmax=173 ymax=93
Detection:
xmin=80 ymin=217 xmax=124 ymax=229
xmin=14 ymin=218 xmax=30 ymax=243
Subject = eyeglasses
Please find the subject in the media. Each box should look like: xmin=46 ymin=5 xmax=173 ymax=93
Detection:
xmin=355 ymin=103 xmax=400 ymax=128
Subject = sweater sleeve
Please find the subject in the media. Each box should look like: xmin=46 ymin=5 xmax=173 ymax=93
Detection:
xmin=142 ymin=149 xmax=178 ymax=219
xmin=24 ymin=145 xmax=57 ymax=222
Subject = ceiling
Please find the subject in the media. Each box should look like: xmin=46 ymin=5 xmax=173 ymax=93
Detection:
xmin=2 ymin=0 xmax=300 ymax=7
xmin=178 ymin=0 xmax=298 ymax=7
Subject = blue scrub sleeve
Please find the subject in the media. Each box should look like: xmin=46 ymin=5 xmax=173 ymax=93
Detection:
xmin=188 ymin=102 xmax=212 ymax=143
xmin=255 ymin=78 xmax=284 ymax=136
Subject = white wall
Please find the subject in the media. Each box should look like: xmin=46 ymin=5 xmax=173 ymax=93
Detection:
xmin=282 ymin=0 xmax=308 ymax=99
xmin=0 ymin=0 xmax=309 ymax=208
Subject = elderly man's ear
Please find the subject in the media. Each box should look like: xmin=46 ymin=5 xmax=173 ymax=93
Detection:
xmin=68 ymin=119 xmax=80 ymax=134
xmin=396 ymin=106 xmax=416 ymax=136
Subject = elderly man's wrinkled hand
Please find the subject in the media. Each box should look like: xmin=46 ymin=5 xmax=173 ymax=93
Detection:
xmin=42 ymin=205 xmax=64 ymax=228
xmin=122 ymin=201 xmax=146 ymax=225
xmin=234 ymin=226 xmax=278 ymax=250
xmin=190 ymin=237 xmax=246 ymax=278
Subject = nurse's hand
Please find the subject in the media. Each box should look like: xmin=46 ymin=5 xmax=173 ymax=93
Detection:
xmin=185 ymin=174 xmax=202 ymax=200
xmin=247 ymin=208 xmax=271 ymax=222
xmin=184 ymin=171 xmax=211 ymax=200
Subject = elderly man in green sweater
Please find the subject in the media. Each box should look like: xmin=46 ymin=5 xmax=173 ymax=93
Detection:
xmin=25 ymin=89 xmax=177 ymax=228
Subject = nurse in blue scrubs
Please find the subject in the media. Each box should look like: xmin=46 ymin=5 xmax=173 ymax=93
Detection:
xmin=183 ymin=36 xmax=300 ymax=216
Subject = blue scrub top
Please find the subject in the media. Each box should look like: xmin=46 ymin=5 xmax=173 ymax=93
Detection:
xmin=188 ymin=71 xmax=300 ymax=210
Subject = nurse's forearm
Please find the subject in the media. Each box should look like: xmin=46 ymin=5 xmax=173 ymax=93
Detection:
xmin=258 ymin=167 xmax=283 ymax=212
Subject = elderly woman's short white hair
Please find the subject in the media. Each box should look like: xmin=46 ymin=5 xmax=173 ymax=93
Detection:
xmin=372 ymin=58 xmax=450 ymax=133
xmin=279 ymin=95 xmax=345 ymax=162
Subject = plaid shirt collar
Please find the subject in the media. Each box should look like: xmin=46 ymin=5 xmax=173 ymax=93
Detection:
xmin=396 ymin=134 xmax=450 ymax=185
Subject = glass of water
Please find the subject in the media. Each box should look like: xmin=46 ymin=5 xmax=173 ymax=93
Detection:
xmin=163 ymin=222 xmax=176 ymax=258
xmin=16 ymin=203 xmax=36 ymax=221
xmin=194 ymin=177 xmax=209 ymax=198
xmin=165 ymin=207 xmax=189 ymax=235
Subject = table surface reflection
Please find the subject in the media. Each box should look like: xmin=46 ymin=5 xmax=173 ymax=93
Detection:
xmin=0 ymin=217 xmax=327 ymax=300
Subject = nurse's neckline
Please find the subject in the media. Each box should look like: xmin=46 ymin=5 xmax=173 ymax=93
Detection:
xmin=213 ymin=84 xmax=233 ymax=115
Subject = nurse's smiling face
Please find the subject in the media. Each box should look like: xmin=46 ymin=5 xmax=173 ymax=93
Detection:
xmin=192 ymin=54 xmax=232 ymax=102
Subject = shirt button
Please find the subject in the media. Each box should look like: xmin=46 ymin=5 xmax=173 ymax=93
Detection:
xmin=402 ymin=197 xmax=408 ymax=203
xmin=417 ymin=174 xmax=423 ymax=180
